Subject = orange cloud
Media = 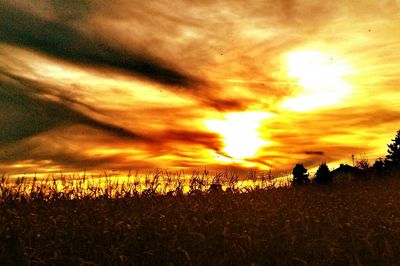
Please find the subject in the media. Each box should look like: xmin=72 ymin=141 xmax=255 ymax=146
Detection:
xmin=1 ymin=0 xmax=399 ymax=176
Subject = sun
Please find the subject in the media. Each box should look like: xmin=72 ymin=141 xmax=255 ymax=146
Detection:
xmin=281 ymin=50 xmax=354 ymax=111
xmin=205 ymin=112 xmax=275 ymax=159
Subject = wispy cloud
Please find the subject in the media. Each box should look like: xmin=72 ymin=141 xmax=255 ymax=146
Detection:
xmin=0 ymin=0 xmax=400 ymax=175
xmin=0 ymin=2 xmax=203 ymax=88
xmin=0 ymin=72 xmax=145 ymax=145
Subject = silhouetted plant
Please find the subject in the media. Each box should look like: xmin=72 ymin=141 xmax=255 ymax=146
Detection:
xmin=227 ymin=171 xmax=239 ymax=192
xmin=314 ymin=162 xmax=332 ymax=184
xmin=208 ymin=183 xmax=223 ymax=193
xmin=373 ymin=158 xmax=385 ymax=174
xmin=292 ymin=163 xmax=309 ymax=185
xmin=386 ymin=130 xmax=400 ymax=167
xmin=190 ymin=170 xmax=207 ymax=193
xmin=356 ymin=155 xmax=370 ymax=170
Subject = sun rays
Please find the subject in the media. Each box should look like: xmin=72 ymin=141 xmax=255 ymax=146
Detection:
xmin=281 ymin=50 xmax=354 ymax=111
xmin=205 ymin=112 xmax=275 ymax=159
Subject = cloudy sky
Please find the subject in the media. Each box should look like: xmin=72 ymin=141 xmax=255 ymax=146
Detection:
xmin=1 ymin=0 xmax=400 ymax=175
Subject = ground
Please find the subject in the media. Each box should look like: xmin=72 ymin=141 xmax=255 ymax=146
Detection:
xmin=1 ymin=178 xmax=400 ymax=265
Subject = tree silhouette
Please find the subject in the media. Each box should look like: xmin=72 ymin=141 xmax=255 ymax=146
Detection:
xmin=372 ymin=158 xmax=384 ymax=173
xmin=314 ymin=162 xmax=332 ymax=184
xmin=292 ymin=163 xmax=309 ymax=185
xmin=386 ymin=130 xmax=400 ymax=167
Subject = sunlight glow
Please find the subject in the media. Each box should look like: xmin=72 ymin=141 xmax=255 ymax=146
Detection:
xmin=282 ymin=50 xmax=354 ymax=111
xmin=205 ymin=112 xmax=275 ymax=159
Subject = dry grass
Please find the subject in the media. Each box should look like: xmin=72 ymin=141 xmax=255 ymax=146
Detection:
xmin=0 ymin=169 xmax=287 ymax=201
xmin=1 ymin=174 xmax=400 ymax=265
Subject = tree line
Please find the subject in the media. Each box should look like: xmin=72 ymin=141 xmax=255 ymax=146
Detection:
xmin=292 ymin=129 xmax=400 ymax=185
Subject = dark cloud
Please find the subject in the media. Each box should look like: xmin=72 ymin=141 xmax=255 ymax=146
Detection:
xmin=0 ymin=74 xmax=145 ymax=146
xmin=150 ymin=129 xmax=223 ymax=155
xmin=304 ymin=151 xmax=324 ymax=155
xmin=202 ymin=97 xmax=250 ymax=112
xmin=0 ymin=3 xmax=202 ymax=88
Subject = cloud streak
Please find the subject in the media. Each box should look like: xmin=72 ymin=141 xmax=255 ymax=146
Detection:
xmin=0 ymin=0 xmax=399 ymax=175
xmin=0 ymin=73 xmax=145 ymax=146
xmin=0 ymin=3 xmax=203 ymax=88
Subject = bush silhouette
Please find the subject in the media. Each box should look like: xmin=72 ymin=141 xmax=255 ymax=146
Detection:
xmin=356 ymin=156 xmax=370 ymax=170
xmin=314 ymin=163 xmax=332 ymax=184
xmin=292 ymin=163 xmax=309 ymax=185
xmin=373 ymin=158 xmax=384 ymax=173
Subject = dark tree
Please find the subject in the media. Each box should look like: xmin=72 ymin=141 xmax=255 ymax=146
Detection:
xmin=386 ymin=130 xmax=400 ymax=167
xmin=314 ymin=162 xmax=332 ymax=184
xmin=372 ymin=158 xmax=384 ymax=173
xmin=292 ymin=163 xmax=309 ymax=185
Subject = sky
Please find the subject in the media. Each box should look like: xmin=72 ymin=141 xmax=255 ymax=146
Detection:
xmin=1 ymin=0 xmax=400 ymax=176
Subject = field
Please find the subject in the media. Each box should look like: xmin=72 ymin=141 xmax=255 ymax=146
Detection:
xmin=1 ymin=176 xmax=400 ymax=265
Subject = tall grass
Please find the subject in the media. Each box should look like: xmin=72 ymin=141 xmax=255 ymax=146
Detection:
xmin=1 ymin=177 xmax=400 ymax=264
xmin=0 ymin=169 xmax=291 ymax=202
